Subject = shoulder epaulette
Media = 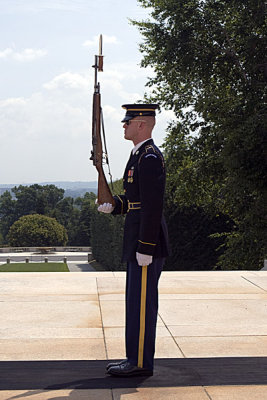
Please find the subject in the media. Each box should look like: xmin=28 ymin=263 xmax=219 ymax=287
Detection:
xmin=138 ymin=144 xmax=165 ymax=169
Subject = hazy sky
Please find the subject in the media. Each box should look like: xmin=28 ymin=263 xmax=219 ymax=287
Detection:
xmin=0 ymin=0 xmax=173 ymax=185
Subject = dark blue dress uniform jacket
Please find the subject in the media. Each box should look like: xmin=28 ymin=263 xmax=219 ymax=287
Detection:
xmin=112 ymin=139 xmax=169 ymax=262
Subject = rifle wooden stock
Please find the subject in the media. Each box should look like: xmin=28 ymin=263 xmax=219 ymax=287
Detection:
xmin=97 ymin=167 xmax=114 ymax=206
xmin=91 ymin=85 xmax=115 ymax=207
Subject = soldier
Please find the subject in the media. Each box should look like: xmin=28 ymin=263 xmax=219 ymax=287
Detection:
xmin=98 ymin=104 xmax=169 ymax=376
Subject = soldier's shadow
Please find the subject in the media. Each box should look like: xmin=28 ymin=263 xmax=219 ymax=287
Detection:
xmin=5 ymin=377 xmax=146 ymax=400
xmin=2 ymin=357 xmax=267 ymax=397
xmin=7 ymin=388 xmax=140 ymax=400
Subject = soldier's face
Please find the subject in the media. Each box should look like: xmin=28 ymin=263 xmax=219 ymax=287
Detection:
xmin=123 ymin=119 xmax=139 ymax=143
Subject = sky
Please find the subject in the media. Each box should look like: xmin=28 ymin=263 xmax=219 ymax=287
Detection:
xmin=0 ymin=0 xmax=174 ymax=185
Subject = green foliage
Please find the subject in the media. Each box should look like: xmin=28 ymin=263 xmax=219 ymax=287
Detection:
xmin=0 ymin=191 xmax=16 ymax=239
xmin=111 ymin=178 xmax=124 ymax=196
xmin=0 ymin=185 xmax=97 ymax=246
xmin=8 ymin=214 xmax=68 ymax=247
xmin=51 ymin=196 xmax=81 ymax=245
xmin=0 ymin=184 xmax=64 ymax=243
xmin=90 ymin=179 xmax=125 ymax=270
xmin=133 ymin=0 xmax=266 ymax=269
xmin=165 ymin=206 xmax=232 ymax=271
xmin=90 ymin=211 xmax=125 ymax=270
xmin=75 ymin=192 xmax=97 ymax=246
xmin=12 ymin=184 xmax=64 ymax=216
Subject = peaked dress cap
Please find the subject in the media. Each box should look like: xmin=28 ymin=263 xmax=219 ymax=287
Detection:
xmin=121 ymin=104 xmax=159 ymax=122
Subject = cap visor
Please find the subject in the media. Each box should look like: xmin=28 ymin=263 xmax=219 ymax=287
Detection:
xmin=121 ymin=116 xmax=133 ymax=123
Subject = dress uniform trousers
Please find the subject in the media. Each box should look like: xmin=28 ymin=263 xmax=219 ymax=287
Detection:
xmin=125 ymin=257 xmax=164 ymax=370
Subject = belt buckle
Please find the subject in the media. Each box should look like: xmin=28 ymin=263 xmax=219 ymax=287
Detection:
xmin=128 ymin=201 xmax=141 ymax=211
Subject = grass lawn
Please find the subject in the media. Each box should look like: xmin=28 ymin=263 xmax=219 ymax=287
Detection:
xmin=0 ymin=263 xmax=69 ymax=272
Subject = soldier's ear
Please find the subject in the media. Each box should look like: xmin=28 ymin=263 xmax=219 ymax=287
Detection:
xmin=138 ymin=121 xmax=145 ymax=130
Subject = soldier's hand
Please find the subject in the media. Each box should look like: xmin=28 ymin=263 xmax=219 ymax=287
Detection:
xmin=97 ymin=202 xmax=114 ymax=213
xmin=136 ymin=252 xmax=153 ymax=266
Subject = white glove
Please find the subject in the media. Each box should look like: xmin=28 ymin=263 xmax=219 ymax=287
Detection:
xmin=97 ymin=202 xmax=114 ymax=213
xmin=136 ymin=252 xmax=153 ymax=266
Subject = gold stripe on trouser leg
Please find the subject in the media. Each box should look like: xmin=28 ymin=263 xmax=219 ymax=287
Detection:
xmin=137 ymin=264 xmax=148 ymax=368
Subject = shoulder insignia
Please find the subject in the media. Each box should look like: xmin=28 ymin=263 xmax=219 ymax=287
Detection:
xmin=145 ymin=145 xmax=156 ymax=153
xmin=138 ymin=144 xmax=165 ymax=169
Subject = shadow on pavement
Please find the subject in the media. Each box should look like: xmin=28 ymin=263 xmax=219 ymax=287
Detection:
xmin=67 ymin=263 xmax=95 ymax=272
xmin=1 ymin=357 xmax=267 ymax=390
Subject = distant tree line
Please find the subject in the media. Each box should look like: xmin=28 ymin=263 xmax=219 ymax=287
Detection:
xmin=0 ymin=184 xmax=94 ymax=247
xmin=0 ymin=183 xmax=125 ymax=270
xmin=0 ymin=180 xmax=253 ymax=271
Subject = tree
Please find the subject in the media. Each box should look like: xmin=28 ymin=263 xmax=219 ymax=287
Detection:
xmin=0 ymin=185 xmax=65 ymax=243
xmin=90 ymin=179 xmax=125 ymax=270
xmin=133 ymin=0 xmax=266 ymax=269
xmin=0 ymin=191 xmax=17 ymax=240
xmin=8 ymin=214 xmax=68 ymax=247
xmin=12 ymin=184 xmax=64 ymax=216
xmin=0 ymin=185 xmax=99 ymax=247
xmin=12 ymin=185 xmax=38 ymax=216
xmin=75 ymin=192 xmax=96 ymax=246
xmin=50 ymin=196 xmax=80 ymax=245
xmin=90 ymin=211 xmax=125 ymax=270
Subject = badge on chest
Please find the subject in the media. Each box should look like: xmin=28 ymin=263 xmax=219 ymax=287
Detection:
xmin=127 ymin=167 xmax=134 ymax=183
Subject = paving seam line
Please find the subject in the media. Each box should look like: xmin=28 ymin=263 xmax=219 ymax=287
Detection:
xmin=96 ymin=277 xmax=109 ymax=360
xmin=203 ymin=387 xmax=213 ymax=400
xmin=157 ymin=312 xmax=187 ymax=358
xmin=241 ymin=276 xmax=267 ymax=293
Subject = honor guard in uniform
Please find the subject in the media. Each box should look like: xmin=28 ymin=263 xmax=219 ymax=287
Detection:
xmin=98 ymin=103 xmax=169 ymax=377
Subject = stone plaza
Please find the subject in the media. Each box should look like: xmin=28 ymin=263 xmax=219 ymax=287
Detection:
xmin=0 ymin=252 xmax=267 ymax=399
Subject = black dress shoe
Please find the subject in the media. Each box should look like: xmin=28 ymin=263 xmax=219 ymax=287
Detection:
xmin=106 ymin=359 xmax=127 ymax=371
xmin=107 ymin=361 xmax=153 ymax=377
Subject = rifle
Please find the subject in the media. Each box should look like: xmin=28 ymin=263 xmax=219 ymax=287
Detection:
xmin=90 ymin=35 xmax=115 ymax=207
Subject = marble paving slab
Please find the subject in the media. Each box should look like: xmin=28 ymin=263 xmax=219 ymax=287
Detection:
xmin=242 ymin=276 xmax=267 ymax=291
xmin=0 ymin=300 xmax=102 ymax=328
xmin=0 ymin=390 xmax=113 ymax=400
xmin=176 ymin=336 xmax=267 ymax=358
xmin=112 ymin=387 xmax=210 ymax=400
xmin=0 ymin=273 xmax=98 ymax=295
xmin=158 ymin=298 xmax=267 ymax=326
xmin=1 ymin=271 xmax=267 ymax=399
xmin=158 ymin=276 xmax=264 ymax=294
xmin=205 ymin=385 xmax=267 ymax=400
xmin=0 ymin=338 xmax=107 ymax=361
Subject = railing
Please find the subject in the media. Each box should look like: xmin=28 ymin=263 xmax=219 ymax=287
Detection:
xmin=0 ymin=246 xmax=91 ymax=253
